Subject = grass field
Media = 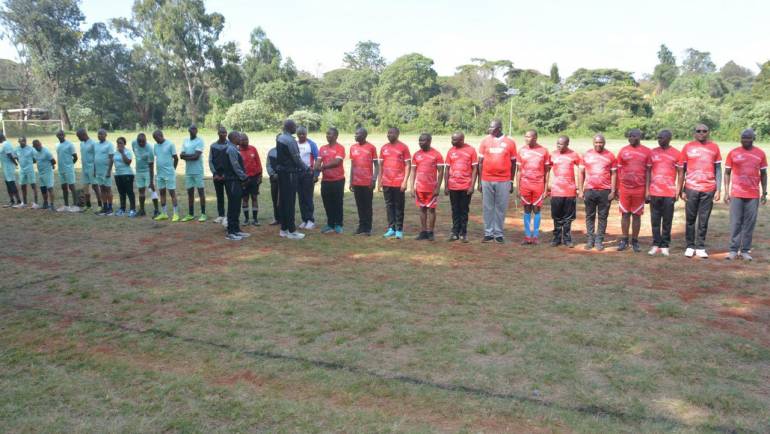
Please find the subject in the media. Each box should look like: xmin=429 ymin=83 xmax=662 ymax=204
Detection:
xmin=1 ymin=130 xmax=769 ymax=432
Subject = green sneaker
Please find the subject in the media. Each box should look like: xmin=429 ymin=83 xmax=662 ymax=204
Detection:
xmin=154 ymin=213 xmax=169 ymax=221
xmin=198 ymin=213 xmax=208 ymax=222
xmin=181 ymin=214 xmax=195 ymax=222
xmin=172 ymin=213 xmax=181 ymax=222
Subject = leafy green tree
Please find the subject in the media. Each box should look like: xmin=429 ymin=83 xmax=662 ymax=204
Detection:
xmin=242 ymin=27 xmax=295 ymax=96
xmin=681 ymin=48 xmax=716 ymax=74
xmin=751 ymin=61 xmax=770 ymax=98
xmin=289 ymin=110 xmax=322 ymax=131
xmin=718 ymin=61 xmax=754 ymax=92
xmin=222 ymin=99 xmax=276 ymax=131
xmin=651 ymin=96 xmax=720 ymax=138
xmin=317 ymin=68 xmax=378 ymax=110
xmin=375 ymin=53 xmax=439 ymax=125
xmin=565 ymin=68 xmax=636 ymax=90
xmin=668 ymin=73 xmax=728 ymax=99
xmin=447 ymin=58 xmax=510 ymax=109
xmin=652 ymin=44 xmax=678 ymax=93
xmin=342 ymin=40 xmax=386 ymax=72
xmin=549 ymin=63 xmax=560 ymax=84
xmin=0 ymin=0 xmax=84 ymax=128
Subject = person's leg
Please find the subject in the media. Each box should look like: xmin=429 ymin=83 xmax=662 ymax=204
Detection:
xmin=32 ymin=183 xmax=38 ymax=205
xmin=383 ymin=187 xmax=396 ymax=231
xmin=116 ymin=175 xmax=127 ymax=211
xmin=394 ymin=188 xmax=405 ymax=232
xmin=61 ymin=184 xmax=69 ymax=206
xmin=494 ymin=182 xmax=510 ymax=239
xmin=620 ymin=213 xmax=630 ymax=241
xmin=460 ymin=190 xmax=471 ymax=237
xmin=427 ymin=208 xmax=436 ymax=234
xmin=298 ymin=172 xmax=313 ymax=224
xmin=631 ymin=214 xmax=641 ymax=241
xmin=728 ymin=197 xmax=743 ymax=253
xmin=449 ymin=190 xmax=461 ymax=236
xmin=321 ymin=181 xmax=332 ymax=228
xmin=532 ymin=205 xmax=542 ymax=239
xmin=596 ymin=190 xmax=610 ymax=244
xmin=419 ymin=207 xmax=428 ymax=232
xmin=563 ymin=197 xmax=576 ymax=244
xmin=739 ymin=198 xmax=759 ymax=254
xmin=242 ymin=183 xmax=250 ymax=223
xmin=661 ymin=197 xmax=674 ymax=249
xmin=684 ymin=188 xmax=700 ymax=249
xmin=215 ymin=179 xmax=225 ymax=218
xmin=650 ymin=197 xmax=662 ymax=247
xmin=187 ymin=187 xmax=195 ymax=216
xmin=333 ymin=179 xmax=344 ymax=227
xmin=523 ymin=204 xmax=532 ymax=239
xmin=20 ymin=183 xmax=27 ymax=204
xmin=584 ymin=190 xmax=597 ymax=244
xmin=695 ymin=191 xmax=714 ymax=250
xmin=481 ymin=181 xmax=495 ymax=238
xmin=127 ymin=176 xmax=136 ymax=211
xmin=91 ymin=183 xmax=102 ymax=209
xmin=160 ymin=188 xmax=167 ymax=214
xmin=354 ymin=186 xmax=365 ymax=232
xmin=270 ymin=178 xmax=280 ymax=223
xmin=138 ymin=187 xmax=147 ymax=213
xmin=224 ymin=179 xmax=237 ymax=234
xmin=278 ymin=172 xmax=297 ymax=233
xmin=551 ymin=197 xmax=563 ymax=243
xmin=197 ymin=187 xmax=206 ymax=217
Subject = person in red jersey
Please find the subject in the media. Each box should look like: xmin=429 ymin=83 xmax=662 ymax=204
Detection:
xmin=444 ymin=131 xmax=477 ymax=242
xmin=515 ymin=129 xmax=551 ymax=245
xmin=677 ymin=123 xmax=722 ymax=259
xmin=549 ymin=135 xmax=581 ymax=247
xmin=477 ymin=119 xmax=517 ymax=243
xmin=315 ymin=127 xmax=346 ymax=234
xmin=616 ymin=128 xmax=651 ymax=252
xmin=646 ymin=130 xmax=680 ymax=257
xmin=410 ymin=133 xmax=444 ymax=241
xmin=238 ymin=133 xmax=263 ymax=226
xmin=580 ymin=134 xmax=617 ymax=251
xmin=724 ymin=128 xmax=767 ymax=261
xmin=349 ymin=127 xmax=379 ymax=236
xmin=378 ymin=127 xmax=411 ymax=239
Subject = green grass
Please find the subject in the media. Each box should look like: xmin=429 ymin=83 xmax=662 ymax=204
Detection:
xmin=0 ymin=131 xmax=769 ymax=432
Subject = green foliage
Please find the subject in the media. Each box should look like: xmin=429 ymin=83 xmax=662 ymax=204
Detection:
xmin=565 ymin=68 xmax=636 ymax=90
xmin=289 ymin=110 xmax=322 ymax=131
xmin=342 ymin=40 xmax=386 ymax=72
xmin=651 ymin=96 xmax=721 ymax=138
xmin=375 ymin=53 xmax=439 ymax=108
xmin=681 ymin=48 xmax=716 ymax=74
xmin=222 ymin=99 xmax=276 ymax=132
xmin=719 ymin=61 xmax=754 ymax=92
xmin=317 ymin=68 xmax=378 ymax=110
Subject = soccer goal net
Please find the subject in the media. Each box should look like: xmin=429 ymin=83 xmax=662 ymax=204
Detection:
xmin=1 ymin=119 xmax=65 ymax=138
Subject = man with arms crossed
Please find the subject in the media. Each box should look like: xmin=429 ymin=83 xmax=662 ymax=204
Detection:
xmin=55 ymin=130 xmax=79 ymax=212
xmin=76 ymin=128 xmax=101 ymax=212
xmin=132 ymin=133 xmax=157 ymax=217
xmin=93 ymin=129 xmax=115 ymax=216
xmin=152 ymin=130 xmax=180 ymax=221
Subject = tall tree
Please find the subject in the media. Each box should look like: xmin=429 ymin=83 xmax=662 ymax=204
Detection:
xmin=652 ymin=44 xmax=678 ymax=93
xmin=114 ymin=0 xmax=226 ymax=124
xmin=549 ymin=63 xmax=560 ymax=84
xmin=342 ymin=40 xmax=386 ymax=72
xmin=0 ymin=0 xmax=84 ymax=128
xmin=719 ymin=60 xmax=754 ymax=92
xmin=681 ymin=48 xmax=716 ymax=74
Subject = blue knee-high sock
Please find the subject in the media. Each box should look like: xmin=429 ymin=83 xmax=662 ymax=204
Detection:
xmin=523 ymin=212 xmax=531 ymax=237
xmin=533 ymin=212 xmax=541 ymax=237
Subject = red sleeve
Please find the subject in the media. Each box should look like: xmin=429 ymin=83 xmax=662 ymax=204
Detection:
xmin=508 ymin=140 xmax=517 ymax=160
xmin=370 ymin=144 xmax=377 ymax=160
xmin=725 ymin=150 xmax=734 ymax=169
xmin=471 ymin=148 xmax=478 ymax=165
xmin=544 ymin=149 xmax=552 ymax=166
xmin=678 ymin=144 xmax=688 ymax=166
xmin=336 ymin=145 xmax=345 ymax=159
xmin=714 ymin=144 xmax=722 ymax=163
xmin=761 ymin=151 xmax=768 ymax=169
xmin=575 ymin=152 xmax=582 ymax=166
xmin=402 ymin=144 xmax=411 ymax=161
xmin=379 ymin=146 xmax=385 ymax=160
xmin=444 ymin=150 xmax=453 ymax=166
xmin=436 ymin=150 xmax=444 ymax=165
xmin=610 ymin=153 xmax=618 ymax=170
xmin=478 ymin=140 xmax=487 ymax=157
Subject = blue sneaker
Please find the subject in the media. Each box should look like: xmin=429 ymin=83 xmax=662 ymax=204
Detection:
xmin=128 ymin=210 xmax=137 ymax=218
xmin=383 ymin=228 xmax=396 ymax=238
xmin=395 ymin=230 xmax=403 ymax=240
xmin=321 ymin=225 xmax=335 ymax=234
xmin=115 ymin=209 xmax=125 ymax=217
xmin=334 ymin=225 xmax=343 ymax=234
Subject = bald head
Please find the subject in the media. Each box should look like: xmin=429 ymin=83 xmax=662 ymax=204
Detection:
xmin=284 ymin=119 xmax=297 ymax=134
xmin=488 ymin=119 xmax=503 ymax=137
xmin=740 ymin=128 xmax=756 ymax=149
xmin=451 ymin=131 xmax=465 ymax=147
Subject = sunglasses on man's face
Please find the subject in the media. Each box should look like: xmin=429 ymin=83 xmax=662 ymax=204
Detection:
xmin=695 ymin=129 xmax=709 ymax=133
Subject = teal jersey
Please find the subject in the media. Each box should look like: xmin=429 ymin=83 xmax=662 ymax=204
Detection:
xmin=80 ymin=138 xmax=97 ymax=166
xmin=16 ymin=146 xmax=35 ymax=171
xmin=56 ymin=140 xmax=76 ymax=173
xmin=33 ymin=147 xmax=54 ymax=174
xmin=154 ymin=140 xmax=176 ymax=178
xmin=94 ymin=140 xmax=115 ymax=177
xmin=113 ymin=148 xmax=134 ymax=176
xmin=182 ymin=137 xmax=205 ymax=175
xmin=131 ymin=140 xmax=154 ymax=173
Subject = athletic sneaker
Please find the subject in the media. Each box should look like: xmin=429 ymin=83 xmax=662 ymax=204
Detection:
xmin=235 ymin=231 xmax=251 ymax=238
xmin=415 ymin=231 xmax=428 ymax=240
xmin=269 ymin=220 xmax=280 ymax=226
xmin=725 ymin=251 xmax=738 ymax=260
xmin=152 ymin=209 xmax=160 ymax=218
xmin=550 ymin=238 xmax=561 ymax=247
xmin=617 ymin=239 xmax=628 ymax=251
xmin=198 ymin=214 xmax=207 ymax=222
xmin=103 ymin=209 xmax=113 ymax=216
xmin=426 ymin=232 xmax=434 ymax=241
xmin=287 ymin=231 xmax=305 ymax=240
xmin=584 ymin=238 xmax=594 ymax=250
xmin=448 ymin=233 xmax=459 ymax=242
xmin=521 ymin=237 xmax=531 ymax=245
xmin=648 ymin=246 xmax=660 ymax=256
xmin=114 ymin=209 xmax=125 ymax=217
xmin=482 ymin=235 xmax=494 ymax=243
xmin=595 ymin=240 xmax=605 ymax=251
xmin=279 ymin=230 xmax=288 ymax=238
xmin=12 ymin=202 xmax=25 ymax=208
xmin=383 ymin=228 xmax=396 ymax=238
xmin=298 ymin=221 xmax=306 ymax=229
xmin=213 ymin=216 xmax=224 ymax=224
xmin=172 ymin=213 xmax=180 ymax=222
xmin=742 ymin=252 xmax=753 ymax=261
xmin=695 ymin=249 xmax=709 ymax=259
xmin=56 ymin=205 xmax=69 ymax=212
xmin=660 ymin=248 xmax=670 ymax=257
xmin=631 ymin=240 xmax=641 ymax=253
xmin=69 ymin=206 xmax=81 ymax=213
xmin=154 ymin=213 xmax=169 ymax=221
xmin=2 ymin=202 xmax=13 ymax=208
xmin=225 ymin=233 xmax=243 ymax=241
xmin=531 ymin=237 xmax=539 ymax=245
xmin=334 ymin=225 xmax=343 ymax=234
xmin=321 ymin=225 xmax=335 ymax=234
xmin=395 ymin=230 xmax=404 ymax=240
xmin=251 ymin=219 xmax=260 ymax=226
xmin=181 ymin=214 xmax=195 ymax=222
xmin=83 ymin=204 xmax=92 ymax=212
xmin=565 ymin=240 xmax=575 ymax=248
xmin=305 ymin=221 xmax=316 ymax=230
xmin=30 ymin=202 xmax=40 ymax=209
xmin=128 ymin=210 xmax=137 ymax=218
xmin=461 ymin=235 xmax=469 ymax=243
xmin=495 ymin=237 xmax=504 ymax=244
xmin=684 ymin=247 xmax=695 ymax=257
xmin=221 ymin=217 xmax=228 ymax=228
xmin=137 ymin=209 xmax=146 ymax=217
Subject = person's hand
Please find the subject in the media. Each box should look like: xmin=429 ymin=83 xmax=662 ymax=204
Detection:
xmin=270 ymin=174 xmax=278 ymax=182
xmin=546 ymin=186 xmax=551 ymax=198
xmin=349 ymin=185 xmax=354 ymax=193
xmin=410 ymin=189 xmax=415 ymax=198
xmin=761 ymin=193 xmax=767 ymax=205
xmin=724 ymin=193 xmax=731 ymax=204
xmin=645 ymin=194 xmax=651 ymax=204
xmin=149 ymin=182 xmax=155 ymax=191
xmin=609 ymin=189 xmax=616 ymax=202
xmin=433 ymin=187 xmax=440 ymax=198
xmin=467 ymin=186 xmax=474 ymax=196
xmin=378 ymin=184 xmax=383 ymax=192
xmin=444 ymin=188 xmax=449 ymax=196
xmin=578 ymin=190 xmax=584 ymax=200
xmin=477 ymin=184 xmax=482 ymax=194
xmin=509 ymin=182 xmax=514 ymax=194
xmin=680 ymin=191 xmax=687 ymax=201
xmin=714 ymin=190 xmax=721 ymax=202
xmin=400 ymin=183 xmax=407 ymax=193
xmin=313 ymin=177 xmax=319 ymax=183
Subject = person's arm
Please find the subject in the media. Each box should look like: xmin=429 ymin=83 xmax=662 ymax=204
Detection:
xmin=72 ymin=153 xmax=78 ymax=165
xmin=644 ymin=166 xmax=651 ymax=202
xmin=469 ymin=164 xmax=478 ymax=195
xmin=677 ymin=164 xmax=687 ymax=201
xmin=376 ymin=155 xmax=384 ymax=192
xmin=435 ymin=165 xmax=444 ymax=197
xmin=119 ymin=149 xmax=131 ymax=165
xmin=208 ymin=147 xmax=216 ymax=174
xmin=408 ymin=163 xmax=416 ymax=197
xmin=609 ymin=169 xmax=617 ymax=201
xmin=544 ymin=166 xmax=551 ymax=197
xmin=372 ymin=160 xmax=379 ymax=190
xmin=348 ymin=162 xmax=355 ymax=192
xmin=509 ymin=158 xmax=517 ymax=194
xmin=714 ymin=162 xmax=722 ymax=202
xmin=514 ymin=163 xmax=522 ymax=198
xmin=477 ymin=157 xmax=483 ymax=192
xmin=401 ymin=161 xmax=411 ymax=192
xmin=228 ymin=147 xmax=247 ymax=181
xmin=172 ymin=154 xmax=179 ymax=170
xmin=106 ymin=155 xmax=114 ymax=177
xmin=723 ymin=167 xmax=732 ymax=204
xmin=287 ymin=138 xmax=307 ymax=171
xmin=148 ymin=162 xmax=155 ymax=190
xmin=761 ymin=169 xmax=767 ymax=205
xmin=443 ymin=161 xmax=450 ymax=195
xmin=51 ymin=156 xmax=56 ymax=170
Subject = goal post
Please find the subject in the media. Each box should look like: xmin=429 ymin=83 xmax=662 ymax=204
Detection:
xmin=0 ymin=119 xmax=65 ymax=137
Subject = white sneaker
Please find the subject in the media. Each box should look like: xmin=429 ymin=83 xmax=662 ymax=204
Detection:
xmin=287 ymin=231 xmax=305 ymax=240
xmin=30 ymin=202 xmax=40 ymax=209
xmin=648 ymin=246 xmax=659 ymax=256
xmin=304 ymin=221 xmax=316 ymax=230
xmin=298 ymin=221 xmax=306 ymax=229
xmin=56 ymin=206 xmax=68 ymax=212
xmin=225 ymin=233 xmax=243 ymax=241
xmin=741 ymin=252 xmax=753 ymax=261
xmin=221 ymin=217 xmax=228 ymax=228
xmin=279 ymin=230 xmax=288 ymax=238
xmin=68 ymin=206 xmax=81 ymax=212
xmin=684 ymin=248 xmax=695 ymax=258
xmin=235 ymin=231 xmax=251 ymax=238
xmin=12 ymin=202 xmax=25 ymax=208
xmin=213 ymin=216 xmax=224 ymax=224
xmin=660 ymin=248 xmax=670 ymax=257
xmin=695 ymin=249 xmax=709 ymax=259
xmin=725 ymin=251 xmax=738 ymax=260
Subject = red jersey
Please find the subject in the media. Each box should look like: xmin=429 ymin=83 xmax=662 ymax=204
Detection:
xmin=239 ymin=145 xmax=262 ymax=177
xmin=617 ymin=144 xmax=652 ymax=194
xmin=478 ymin=135 xmax=517 ymax=182
xmin=349 ymin=142 xmax=378 ymax=186
xmin=678 ymin=141 xmax=722 ymax=192
xmin=516 ymin=144 xmax=551 ymax=190
xmin=649 ymin=146 xmax=681 ymax=198
xmin=445 ymin=144 xmax=478 ymax=191
xmin=412 ymin=148 xmax=444 ymax=193
xmin=318 ymin=143 xmax=345 ymax=182
xmin=581 ymin=149 xmax=617 ymax=190
xmin=550 ymin=149 xmax=581 ymax=197
xmin=725 ymin=146 xmax=768 ymax=199
xmin=379 ymin=141 xmax=411 ymax=187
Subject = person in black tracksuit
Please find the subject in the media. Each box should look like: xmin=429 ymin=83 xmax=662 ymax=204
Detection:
xmin=266 ymin=147 xmax=280 ymax=225
xmin=275 ymin=119 xmax=310 ymax=238
xmin=209 ymin=127 xmax=229 ymax=222
xmin=210 ymin=129 xmax=248 ymax=240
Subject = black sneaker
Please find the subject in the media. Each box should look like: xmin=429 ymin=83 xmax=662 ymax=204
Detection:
xmin=617 ymin=239 xmax=628 ymax=251
xmin=565 ymin=240 xmax=575 ymax=248
xmin=153 ymin=210 xmax=160 ymax=218
xmin=631 ymin=239 xmax=641 ymax=252
xmin=354 ymin=227 xmax=364 ymax=235
xmin=584 ymin=238 xmax=594 ymax=250
xmin=448 ymin=233 xmax=459 ymax=242
xmin=482 ymin=235 xmax=494 ymax=243
xmin=461 ymin=234 xmax=469 ymax=243
xmin=252 ymin=219 xmax=261 ymax=226
xmin=596 ymin=240 xmax=605 ymax=251
xmin=426 ymin=232 xmax=435 ymax=241
xmin=137 ymin=209 xmax=146 ymax=217
xmin=550 ymin=238 xmax=561 ymax=247
xmin=415 ymin=231 xmax=428 ymax=240
xmin=269 ymin=220 xmax=280 ymax=226
xmin=495 ymin=237 xmax=505 ymax=244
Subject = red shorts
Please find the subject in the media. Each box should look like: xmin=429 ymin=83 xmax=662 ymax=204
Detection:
xmin=415 ymin=191 xmax=438 ymax=208
xmin=619 ymin=192 xmax=645 ymax=215
xmin=520 ymin=185 xmax=546 ymax=207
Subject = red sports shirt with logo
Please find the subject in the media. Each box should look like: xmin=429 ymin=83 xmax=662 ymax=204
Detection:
xmin=412 ymin=148 xmax=444 ymax=193
xmin=445 ymin=144 xmax=478 ymax=191
xmin=478 ymin=135 xmax=517 ymax=182
xmin=516 ymin=144 xmax=551 ymax=190
xmin=649 ymin=146 xmax=681 ymax=198
xmin=318 ymin=143 xmax=346 ymax=182
xmin=349 ymin=142 xmax=378 ymax=186
xmin=616 ymin=144 xmax=652 ymax=195
xmin=678 ymin=141 xmax=722 ymax=192
xmin=581 ymin=149 xmax=617 ymax=190
xmin=379 ymin=141 xmax=411 ymax=187
xmin=550 ymin=149 xmax=581 ymax=197
xmin=725 ymin=146 xmax=768 ymax=199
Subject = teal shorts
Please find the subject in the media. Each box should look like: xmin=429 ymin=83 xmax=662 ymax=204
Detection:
xmin=3 ymin=167 xmax=15 ymax=182
xmin=156 ymin=174 xmax=176 ymax=190
xmin=184 ymin=173 xmax=204 ymax=189
xmin=94 ymin=175 xmax=112 ymax=187
xmin=19 ymin=169 xmax=36 ymax=185
xmin=58 ymin=168 xmax=76 ymax=185
xmin=135 ymin=171 xmax=151 ymax=188
xmin=38 ymin=170 xmax=54 ymax=189
xmin=81 ymin=164 xmax=95 ymax=185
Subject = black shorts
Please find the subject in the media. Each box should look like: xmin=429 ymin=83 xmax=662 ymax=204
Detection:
xmin=5 ymin=180 xmax=17 ymax=194
xmin=243 ymin=176 xmax=261 ymax=195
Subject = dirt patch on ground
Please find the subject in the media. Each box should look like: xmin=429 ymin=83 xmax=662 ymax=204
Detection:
xmin=718 ymin=308 xmax=758 ymax=322
xmin=701 ymin=319 xmax=770 ymax=348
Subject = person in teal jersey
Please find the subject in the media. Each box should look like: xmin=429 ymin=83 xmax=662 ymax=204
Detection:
xmin=132 ymin=133 xmax=158 ymax=217
xmin=32 ymin=139 xmax=56 ymax=210
xmin=179 ymin=124 xmax=207 ymax=222
xmin=15 ymin=136 xmax=39 ymax=208
xmin=55 ymin=130 xmax=79 ymax=212
xmin=114 ymin=137 xmax=137 ymax=217
xmin=76 ymin=128 xmax=102 ymax=211
xmin=94 ymin=129 xmax=115 ymax=215
xmin=0 ymin=133 xmax=22 ymax=207
xmin=152 ymin=130 xmax=180 ymax=221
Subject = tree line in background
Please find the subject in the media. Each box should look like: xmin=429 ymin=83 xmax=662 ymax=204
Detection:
xmin=1 ymin=0 xmax=770 ymax=140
